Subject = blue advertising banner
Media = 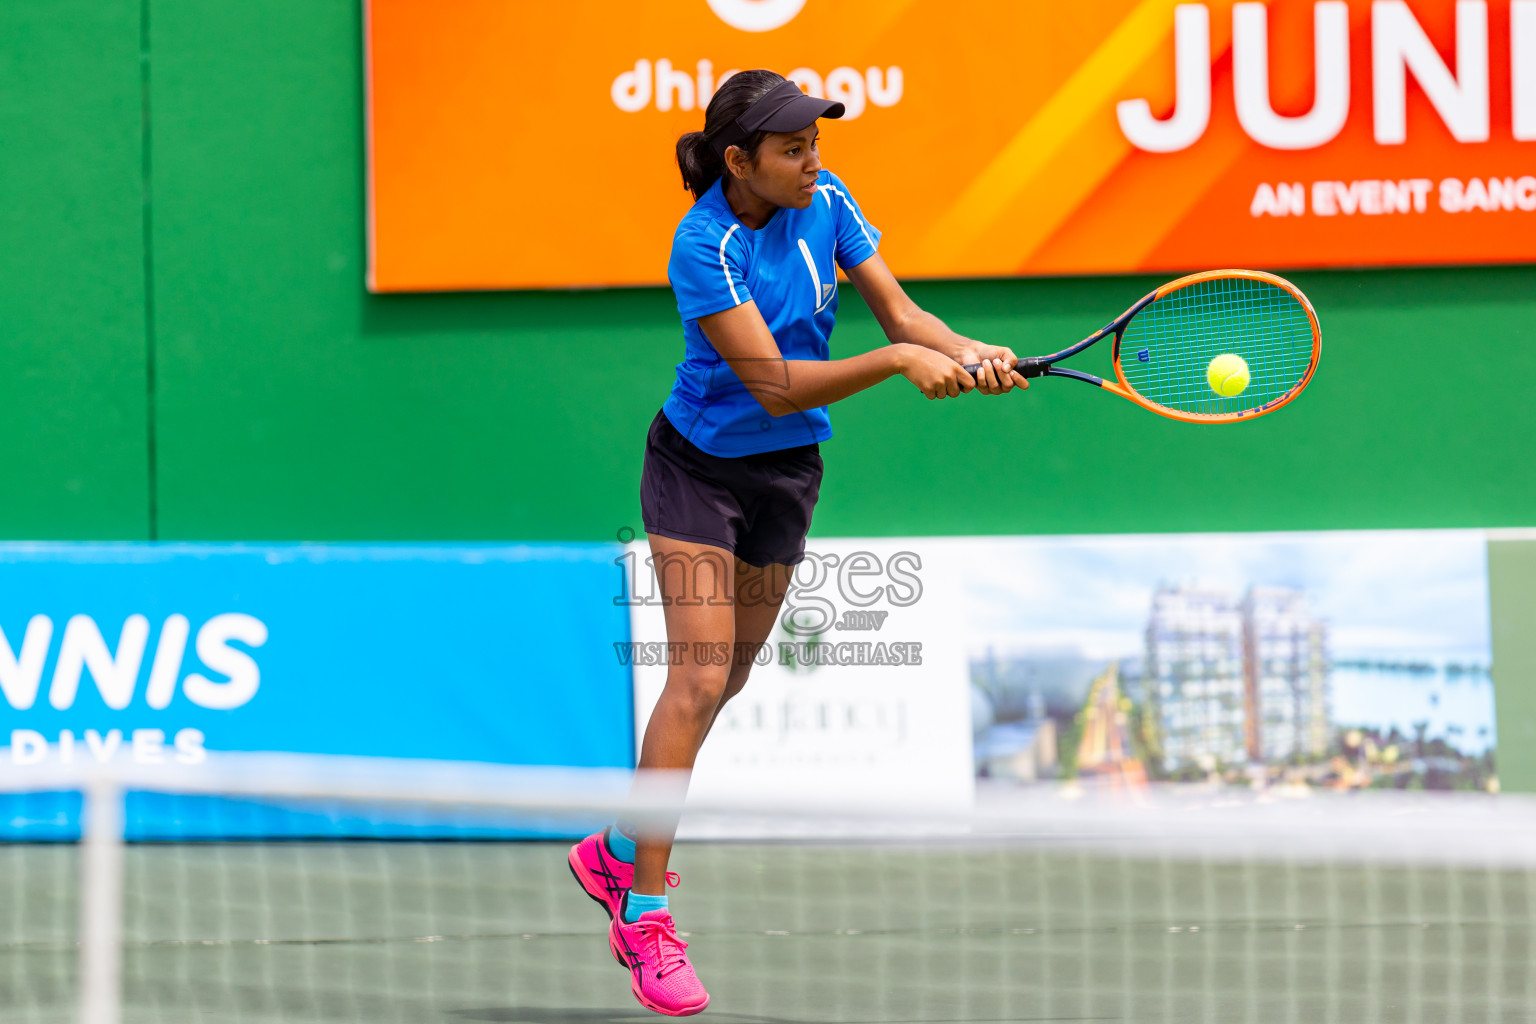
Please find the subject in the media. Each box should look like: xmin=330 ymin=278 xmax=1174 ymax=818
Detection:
xmin=0 ymin=543 xmax=632 ymax=838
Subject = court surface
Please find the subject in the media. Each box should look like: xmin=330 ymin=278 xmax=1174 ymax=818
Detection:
xmin=3 ymin=839 xmax=1531 ymax=1024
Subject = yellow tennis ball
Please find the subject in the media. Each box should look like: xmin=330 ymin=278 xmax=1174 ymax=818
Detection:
xmin=1207 ymin=353 xmax=1250 ymax=398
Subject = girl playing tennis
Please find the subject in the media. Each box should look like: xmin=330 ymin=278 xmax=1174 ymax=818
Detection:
xmin=569 ymin=69 xmax=1027 ymax=1016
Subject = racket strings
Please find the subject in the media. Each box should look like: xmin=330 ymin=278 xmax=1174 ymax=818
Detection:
xmin=1117 ymin=277 xmax=1315 ymax=417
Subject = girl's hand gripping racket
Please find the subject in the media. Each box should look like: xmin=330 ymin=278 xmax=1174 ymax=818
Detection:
xmin=965 ymin=270 xmax=1321 ymax=423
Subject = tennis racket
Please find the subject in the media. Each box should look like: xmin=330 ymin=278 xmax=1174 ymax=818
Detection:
xmin=964 ymin=270 xmax=1320 ymax=423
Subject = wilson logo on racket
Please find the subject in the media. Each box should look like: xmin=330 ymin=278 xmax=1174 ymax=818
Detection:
xmin=963 ymin=270 xmax=1320 ymax=423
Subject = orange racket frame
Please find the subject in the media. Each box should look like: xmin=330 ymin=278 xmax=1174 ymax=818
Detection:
xmin=963 ymin=269 xmax=1322 ymax=424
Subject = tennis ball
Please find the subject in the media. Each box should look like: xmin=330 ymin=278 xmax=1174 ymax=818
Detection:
xmin=1207 ymin=353 xmax=1250 ymax=398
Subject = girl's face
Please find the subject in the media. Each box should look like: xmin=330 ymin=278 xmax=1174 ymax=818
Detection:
xmin=729 ymin=124 xmax=823 ymax=210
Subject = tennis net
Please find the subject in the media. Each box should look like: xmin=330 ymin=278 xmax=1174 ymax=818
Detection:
xmin=4 ymin=755 xmax=1536 ymax=1024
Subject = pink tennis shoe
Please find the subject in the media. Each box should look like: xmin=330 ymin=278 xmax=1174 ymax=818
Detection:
xmin=609 ymin=903 xmax=710 ymax=1016
xmin=569 ymin=829 xmax=705 ymax=1015
xmin=567 ymin=827 xmax=634 ymax=920
xmin=567 ymin=827 xmax=679 ymax=920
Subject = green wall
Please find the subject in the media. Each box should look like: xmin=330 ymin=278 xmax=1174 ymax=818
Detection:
xmin=6 ymin=0 xmax=1534 ymax=543
xmin=0 ymin=0 xmax=149 ymax=538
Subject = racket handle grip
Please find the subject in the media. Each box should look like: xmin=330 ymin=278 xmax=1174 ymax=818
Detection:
xmin=959 ymin=357 xmax=1049 ymax=378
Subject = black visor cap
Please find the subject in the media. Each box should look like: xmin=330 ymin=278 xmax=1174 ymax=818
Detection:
xmin=709 ymin=79 xmax=846 ymax=157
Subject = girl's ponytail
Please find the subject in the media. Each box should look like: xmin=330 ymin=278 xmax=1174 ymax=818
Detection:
xmin=675 ymin=131 xmax=723 ymax=201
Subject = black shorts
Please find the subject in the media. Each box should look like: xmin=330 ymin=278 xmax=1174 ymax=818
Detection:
xmin=640 ymin=410 xmax=823 ymax=568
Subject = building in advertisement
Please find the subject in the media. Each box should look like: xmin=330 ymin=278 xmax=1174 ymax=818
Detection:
xmin=1146 ymin=584 xmax=1331 ymax=773
xmin=1242 ymin=587 xmax=1330 ymax=763
xmin=1146 ymin=586 xmax=1247 ymax=772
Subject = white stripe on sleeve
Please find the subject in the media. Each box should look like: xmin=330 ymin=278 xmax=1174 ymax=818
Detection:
xmin=717 ymin=223 xmax=742 ymax=305
xmin=821 ymin=184 xmax=876 ymax=252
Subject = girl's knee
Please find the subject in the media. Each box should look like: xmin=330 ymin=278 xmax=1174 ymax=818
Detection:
xmin=665 ymin=668 xmax=731 ymax=716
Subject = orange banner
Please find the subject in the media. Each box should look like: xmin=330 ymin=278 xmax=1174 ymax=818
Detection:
xmin=365 ymin=0 xmax=1536 ymax=292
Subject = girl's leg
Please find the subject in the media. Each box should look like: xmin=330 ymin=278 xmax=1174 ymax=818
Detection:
xmin=706 ymin=559 xmax=793 ymax=735
xmin=631 ymin=535 xmax=737 ymax=896
xmin=630 ymin=549 xmax=793 ymax=894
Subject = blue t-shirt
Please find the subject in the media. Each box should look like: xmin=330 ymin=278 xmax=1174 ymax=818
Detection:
xmin=663 ymin=169 xmax=881 ymax=457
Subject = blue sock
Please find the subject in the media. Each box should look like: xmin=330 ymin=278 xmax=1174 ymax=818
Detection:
xmin=623 ymin=891 xmax=668 ymax=924
xmin=606 ymin=825 xmax=636 ymax=864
